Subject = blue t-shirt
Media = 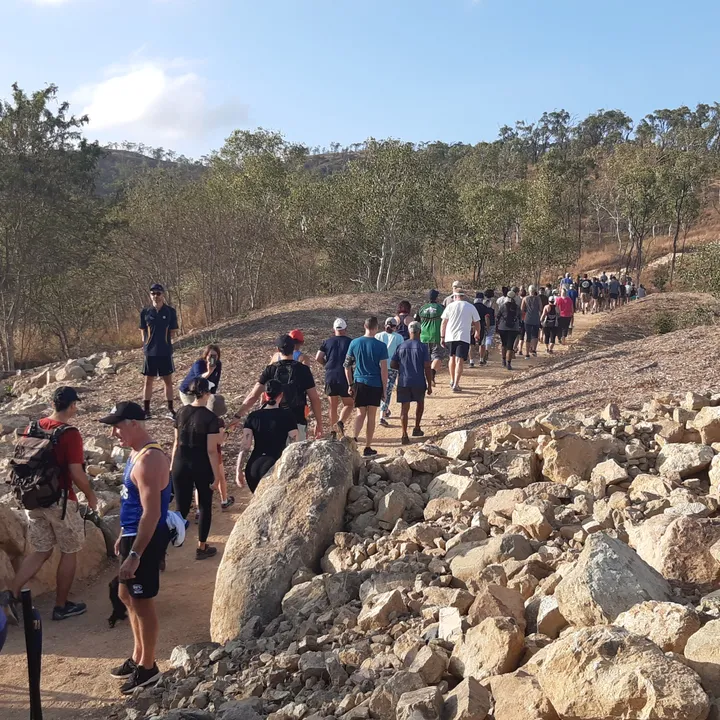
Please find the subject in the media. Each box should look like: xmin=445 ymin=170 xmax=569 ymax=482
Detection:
xmin=346 ymin=336 xmax=388 ymax=388
xmin=392 ymin=339 xmax=430 ymax=388
xmin=179 ymin=358 xmax=222 ymax=394
xmin=140 ymin=304 xmax=179 ymax=357
xmin=319 ymin=335 xmax=352 ymax=385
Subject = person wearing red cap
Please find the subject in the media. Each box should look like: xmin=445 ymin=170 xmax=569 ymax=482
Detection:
xmin=271 ymin=329 xmax=312 ymax=366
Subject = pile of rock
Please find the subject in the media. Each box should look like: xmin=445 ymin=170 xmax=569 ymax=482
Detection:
xmin=121 ymin=391 xmax=720 ymax=720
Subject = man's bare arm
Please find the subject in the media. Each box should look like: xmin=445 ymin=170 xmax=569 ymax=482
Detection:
xmin=69 ymin=464 xmax=97 ymax=510
xmin=131 ymin=451 xmax=167 ymax=555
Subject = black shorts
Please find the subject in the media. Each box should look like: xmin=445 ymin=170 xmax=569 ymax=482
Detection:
xmin=246 ymin=454 xmax=278 ymax=493
xmin=119 ymin=524 xmax=170 ymax=600
xmin=353 ymin=382 xmax=383 ymax=408
xmin=498 ymin=329 xmax=519 ymax=349
xmin=470 ymin=330 xmax=486 ymax=346
xmin=447 ymin=341 xmax=470 ymax=360
xmin=325 ymin=381 xmax=350 ymax=398
xmin=142 ymin=355 xmax=175 ymax=377
xmin=525 ymin=324 xmax=540 ymax=341
xmin=609 ymin=293 xmax=618 ymax=300
xmin=396 ymin=386 xmax=426 ymax=404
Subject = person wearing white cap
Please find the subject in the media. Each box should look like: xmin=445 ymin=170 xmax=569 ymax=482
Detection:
xmin=316 ymin=318 xmax=353 ymax=438
xmin=376 ymin=317 xmax=404 ymax=426
xmin=440 ymin=288 xmax=481 ymax=392
xmin=443 ymin=280 xmax=463 ymax=307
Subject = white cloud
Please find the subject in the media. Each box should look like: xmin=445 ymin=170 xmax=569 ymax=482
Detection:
xmin=72 ymin=58 xmax=248 ymax=150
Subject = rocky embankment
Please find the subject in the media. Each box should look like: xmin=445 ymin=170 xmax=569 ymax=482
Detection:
xmin=113 ymin=390 xmax=720 ymax=720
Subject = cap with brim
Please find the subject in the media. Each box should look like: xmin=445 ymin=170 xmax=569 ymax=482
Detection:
xmin=452 ymin=280 xmax=461 ymax=288
xmin=507 ymin=290 xmax=516 ymax=299
xmin=408 ymin=321 xmax=421 ymax=334
xmin=150 ymin=283 xmax=164 ymax=292
xmin=548 ymin=296 xmax=556 ymax=303
xmin=454 ymin=289 xmax=466 ymax=296
xmin=99 ymin=401 xmax=146 ymax=424
xmin=385 ymin=317 xmax=398 ymax=327
xmin=53 ymin=386 xmax=80 ymax=406
xmin=333 ymin=318 xmax=347 ymax=330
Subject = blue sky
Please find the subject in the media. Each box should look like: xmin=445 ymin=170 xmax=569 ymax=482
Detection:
xmin=3 ymin=0 xmax=720 ymax=157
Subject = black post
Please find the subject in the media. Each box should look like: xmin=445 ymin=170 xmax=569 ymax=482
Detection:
xmin=21 ymin=589 xmax=43 ymax=720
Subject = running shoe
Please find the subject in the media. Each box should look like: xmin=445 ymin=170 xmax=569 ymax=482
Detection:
xmin=469 ymin=361 xmax=475 ymax=368
xmin=379 ymin=418 xmax=390 ymax=428
xmin=165 ymin=410 xmax=177 ymax=421
xmin=525 ymin=355 xmax=530 ymax=359
xmin=507 ymin=363 xmax=513 ymax=371
xmin=121 ymin=663 xmax=161 ymax=694
xmin=363 ymin=447 xmax=378 ymax=457
xmin=502 ymin=359 xmax=506 ymax=367
xmin=337 ymin=420 xmax=345 ymax=438
xmin=221 ymin=496 xmax=235 ymax=510
xmin=110 ymin=658 xmax=137 ymax=679
xmin=412 ymin=428 xmax=424 ymax=437
xmin=330 ymin=431 xmax=337 ymax=440
xmin=0 ymin=591 xmax=19 ymax=625
xmin=452 ymin=386 xmax=462 ymax=393
xmin=196 ymin=545 xmax=218 ymax=560
xmin=52 ymin=601 xmax=87 ymax=621
xmin=401 ymin=435 xmax=410 ymax=446
xmin=144 ymin=409 xmax=153 ymax=420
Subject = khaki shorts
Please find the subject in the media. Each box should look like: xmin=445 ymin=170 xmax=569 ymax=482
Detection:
xmin=26 ymin=500 xmax=84 ymax=554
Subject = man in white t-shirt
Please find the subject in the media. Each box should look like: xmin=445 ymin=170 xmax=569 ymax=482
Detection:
xmin=440 ymin=289 xmax=481 ymax=392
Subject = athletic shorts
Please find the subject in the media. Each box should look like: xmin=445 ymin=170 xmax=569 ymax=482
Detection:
xmin=353 ymin=382 xmax=383 ymax=408
xmin=142 ymin=355 xmax=175 ymax=377
xmin=119 ymin=524 xmax=170 ymax=600
xmin=426 ymin=343 xmax=446 ymax=361
xmin=580 ymin=293 xmax=590 ymax=304
xmin=325 ymin=381 xmax=350 ymax=398
xmin=470 ymin=329 xmax=486 ymax=346
xmin=396 ymin=386 xmax=426 ymax=404
xmin=26 ymin=500 xmax=84 ymax=554
xmin=485 ymin=327 xmax=495 ymax=348
xmin=609 ymin=293 xmax=618 ymax=300
xmin=447 ymin=341 xmax=470 ymax=360
xmin=524 ymin=324 xmax=540 ymax=341
xmin=498 ymin=330 xmax=519 ymax=349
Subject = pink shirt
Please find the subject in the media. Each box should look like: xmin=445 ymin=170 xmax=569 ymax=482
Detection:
xmin=555 ymin=296 xmax=574 ymax=318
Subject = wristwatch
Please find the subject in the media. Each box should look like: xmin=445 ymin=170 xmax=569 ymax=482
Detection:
xmin=129 ymin=550 xmax=142 ymax=560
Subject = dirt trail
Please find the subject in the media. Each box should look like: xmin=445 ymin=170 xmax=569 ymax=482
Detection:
xmin=0 ymin=312 xmax=599 ymax=720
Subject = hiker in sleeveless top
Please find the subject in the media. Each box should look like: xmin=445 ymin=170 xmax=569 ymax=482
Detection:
xmin=101 ymin=401 xmax=171 ymax=694
xmin=270 ymin=328 xmax=313 ymax=366
xmin=521 ymin=285 xmax=542 ymax=359
xmin=394 ymin=300 xmax=413 ymax=341
xmin=541 ymin=296 xmax=560 ymax=353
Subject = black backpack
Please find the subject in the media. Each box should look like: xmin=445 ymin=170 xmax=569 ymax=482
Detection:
xmin=271 ymin=361 xmax=306 ymax=411
xmin=9 ymin=422 xmax=72 ymax=518
xmin=504 ymin=300 xmax=519 ymax=326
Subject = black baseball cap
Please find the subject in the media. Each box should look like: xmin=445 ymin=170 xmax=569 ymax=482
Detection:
xmin=150 ymin=283 xmax=164 ymax=293
xmin=99 ymin=401 xmax=146 ymax=425
xmin=277 ymin=334 xmax=295 ymax=355
xmin=53 ymin=386 xmax=80 ymax=406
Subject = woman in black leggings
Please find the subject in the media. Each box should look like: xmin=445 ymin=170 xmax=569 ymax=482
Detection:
xmin=171 ymin=377 xmax=222 ymax=560
xmin=236 ymin=380 xmax=299 ymax=493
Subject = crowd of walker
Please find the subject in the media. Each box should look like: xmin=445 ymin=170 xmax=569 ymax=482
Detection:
xmin=0 ymin=272 xmax=644 ymax=693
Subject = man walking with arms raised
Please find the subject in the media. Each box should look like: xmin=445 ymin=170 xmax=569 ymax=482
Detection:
xmin=440 ymin=289 xmax=480 ymax=392
xmin=344 ymin=316 xmax=388 ymax=457
xmin=101 ymin=402 xmax=172 ymax=694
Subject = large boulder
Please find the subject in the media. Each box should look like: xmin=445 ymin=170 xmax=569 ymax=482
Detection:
xmin=210 ymin=441 xmax=354 ymax=643
xmin=448 ymin=535 xmax=533 ymax=586
xmin=0 ymin=503 xmax=28 ymax=557
xmin=656 ymin=443 xmax=714 ymax=478
xmin=692 ymin=407 xmax=720 ymax=445
xmin=614 ymin=601 xmax=701 ymax=654
xmin=427 ymin=473 xmax=480 ymax=502
xmin=492 ymin=449 xmax=541 ymax=488
xmin=554 ymin=532 xmax=673 ymax=626
xmin=684 ymin=619 xmax=720 ymax=694
xmin=627 ymin=514 xmax=720 ymax=585
xmin=441 ymin=430 xmax=476 ymax=461
xmin=542 ymin=432 xmax=602 ymax=484
xmin=537 ymin=626 xmax=709 ymax=720
xmin=489 ymin=671 xmax=559 ymax=720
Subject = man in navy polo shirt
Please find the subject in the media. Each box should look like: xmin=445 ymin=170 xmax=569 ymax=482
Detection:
xmin=140 ymin=283 xmax=179 ymax=419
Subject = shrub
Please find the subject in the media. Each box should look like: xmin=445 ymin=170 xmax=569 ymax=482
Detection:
xmin=654 ymin=312 xmax=676 ymax=335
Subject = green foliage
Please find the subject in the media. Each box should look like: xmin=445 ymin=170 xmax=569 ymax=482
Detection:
xmin=652 ymin=264 xmax=670 ymax=292
xmin=679 ymin=242 xmax=720 ymax=296
xmin=654 ymin=312 xmax=676 ymax=334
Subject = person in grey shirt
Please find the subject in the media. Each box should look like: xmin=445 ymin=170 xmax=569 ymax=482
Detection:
xmin=521 ymin=285 xmax=542 ymax=358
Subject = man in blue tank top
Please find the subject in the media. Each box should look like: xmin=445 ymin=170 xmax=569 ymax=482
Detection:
xmin=99 ymin=401 xmax=171 ymax=694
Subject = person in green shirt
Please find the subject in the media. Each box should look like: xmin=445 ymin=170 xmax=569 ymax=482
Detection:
xmin=417 ymin=289 xmax=446 ymax=386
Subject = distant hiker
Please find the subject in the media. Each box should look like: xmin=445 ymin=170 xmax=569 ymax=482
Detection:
xmin=236 ymin=379 xmax=299 ymax=493
xmin=237 ymin=335 xmax=323 ymax=441
xmin=394 ymin=300 xmax=413 ymax=341
xmin=496 ymin=286 xmax=511 ymax=309
xmin=591 ymin=277 xmax=602 ymax=314
xmin=140 ymin=283 xmax=179 ymax=420
xmin=560 ymin=273 xmax=573 ymax=289
xmin=101 ymin=401 xmax=171 ymax=694
xmin=637 ymin=284 xmax=647 ymax=298
xmin=555 ymin=287 xmax=574 ymax=343
xmin=271 ymin=329 xmax=312 ymax=366
xmin=541 ymin=296 xmax=559 ymax=353
xmin=470 ymin=292 xmax=489 ymax=368
xmin=3 ymin=387 xmax=97 ymax=625
xmin=608 ymin=275 xmax=621 ymax=309
xmin=179 ymin=344 xmax=222 ymax=406
xmin=418 ymin=289 xmax=446 ymax=385
xmin=376 ymin=317 xmax=404 ymax=427
xmin=443 ymin=280 xmax=462 ymax=307
xmin=316 ymin=318 xmax=353 ymax=438
xmin=207 ymin=394 xmax=234 ymax=510
xmin=391 ymin=321 xmax=432 ymax=445
xmin=497 ymin=289 xmax=521 ymax=371
xmin=482 ymin=289 xmax=497 ymax=364
xmin=344 ymin=316 xmax=389 ymax=457
xmin=440 ymin=288 xmax=481 ymax=392
xmin=170 ymin=378 xmax=223 ymax=560
xmin=579 ymin=274 xmax=592 ymax=314
xmin=521 ymin=285 xmax=542 ymax=359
